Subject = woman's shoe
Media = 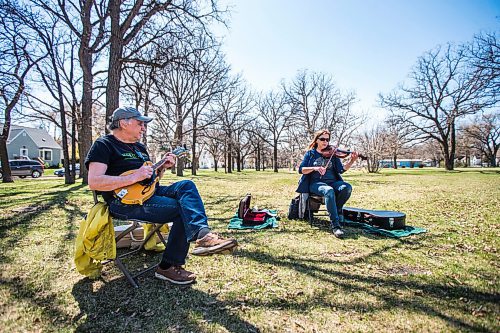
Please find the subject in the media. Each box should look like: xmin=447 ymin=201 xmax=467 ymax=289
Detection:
xmin=332 ymin=227 xmax=344 ymax=238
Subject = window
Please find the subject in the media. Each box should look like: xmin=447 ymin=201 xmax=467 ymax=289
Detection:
xmin=20 ymin=146 xmax=28 ymax=157
xmin=39 ymin=149 xmax=52 ymax=161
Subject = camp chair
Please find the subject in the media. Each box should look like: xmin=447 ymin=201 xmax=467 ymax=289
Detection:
xmin=307 ymin=194 xmax=329 ymax=226
xmin=93 ymin=191 xmax=168 ymax=288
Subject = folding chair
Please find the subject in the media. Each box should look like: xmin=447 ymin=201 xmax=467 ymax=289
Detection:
xmin=307 ymin=194 xmax=329 ymax=227
xmin=93 ymin=191 xmax=169 ymax=288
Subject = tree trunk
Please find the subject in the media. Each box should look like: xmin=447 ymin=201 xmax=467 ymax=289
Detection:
xmin=224 ymin=144 xmax=227 ymax=173
xmin=0 ymin=131 xmax=13 ymax=183
xmin=214 ymin=158 xmax=218 ymax=172
xmin=174 ymin=105 xmax=183 ymax=176
xmin=273 ymin=139 xmax=278 ymax=172
xmin=442 ymin=140 xmax=453 ymax=170
xmin=491 ymin=155 xmax=497 ymax=167
xmin=236 ymin=149 xmax=241 ymax=172
xmin=227 ymin=142 xmax=232 ymax=173
xmin=78 ymin=3 xmax=95 ymax=185
xmin=447 ymin=122 xmax=456 ymax=171
xmin=141 ymin=81 xmax=152 ymax=146
xmin=367 ymin=156 xmax=380 ymax=173
xmin=71 ymin=103 xmax=77 ymax=181
xmin=49 ymin=50 xmax=74 ymax=185
xmin=191 ymin=125 xmax=197 ymax=175
xmin=78 ymin=69 xmax=93 ymax=184
xmin=256 ymin=143 xmax=261 ymax=171
xmin=105 ymin=0 xmax=122 ymax=126
xmin=393 ymin=153 xmax=398 ymax=169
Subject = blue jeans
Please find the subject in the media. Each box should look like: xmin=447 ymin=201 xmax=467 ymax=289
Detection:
xmin=309 ymin=180 xmax=352 ymax=228
xmin=108 ymin=180 xmax=208 ymax=266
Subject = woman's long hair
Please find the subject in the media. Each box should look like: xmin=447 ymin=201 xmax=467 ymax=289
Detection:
xmin=307 ymin=129 xmax=330 ymax=150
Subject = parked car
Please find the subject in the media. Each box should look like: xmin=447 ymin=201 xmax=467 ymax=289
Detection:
xmin=0 ymin=160 xmax=44 ymax=179
xmin=54 ymin=164 xmax=80 ymax=177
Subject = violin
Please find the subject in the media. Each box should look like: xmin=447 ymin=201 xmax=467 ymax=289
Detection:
xmin=321 ymin=145 xmax=367 ymax=161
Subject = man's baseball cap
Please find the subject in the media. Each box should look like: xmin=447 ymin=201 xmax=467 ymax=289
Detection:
xmin=111 ymin=106 xmax=153 ymax=123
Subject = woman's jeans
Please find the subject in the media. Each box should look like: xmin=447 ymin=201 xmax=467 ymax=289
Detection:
xmin=108 ymin=179 xmax=208 ymax=266
xmin=309 ymin=180 xmax=352 ymax=228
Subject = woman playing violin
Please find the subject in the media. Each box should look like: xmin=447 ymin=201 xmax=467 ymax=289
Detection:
xmin=296 ymin=129 xmax=359 ymax=238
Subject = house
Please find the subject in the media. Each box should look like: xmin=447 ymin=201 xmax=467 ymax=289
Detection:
xmin=379 ymin=159 xmax=424 ymax=168
xmin=6 ymin=125 xmax=62 ymax=167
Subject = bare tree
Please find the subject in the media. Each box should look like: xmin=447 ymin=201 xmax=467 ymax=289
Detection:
xmin=0 ymin=2 xmax=45 ymax=183
xmin=256 ymin=90 xmax=292 ymax=172
xmin=29 ymin=0 xmax=110 ymax=183
xmin=152 ymin=35 xmax=228 ymax=176
xmin=383 ymin=114 xmax=416 ymax=169
xmin=185 ymin=40 xmax=229 ymax=175
xmin=213 ymin=76 xmax=254 ymax=173
xmin=282 ymin=70 xmax=323 ymax=137
xmin=462 ymin=112 xmax=499 ymax=167
xmin=11 ymin=3 xmax=82 ymax=183
xmin=356 ymin=126 xmax=386 ymax=173
xmin=469 ymin=32 xmax=499 ymax=92
xmin=282 ymin=69 xmax=361 ymax=148
xmin=203 ymin=126 xmax=224 ymax=171
xmin=246 ymin=122 xmax=268 ymax=171
xmin=380 ymin=42 xmax=497 ymax=170
xmin=105 ymin=0 xmax=227 ymax=123
xmin=282 ymin=120 xmax=310 ymax=171
xmin=122 ymin=63 xmax=158 ymax=145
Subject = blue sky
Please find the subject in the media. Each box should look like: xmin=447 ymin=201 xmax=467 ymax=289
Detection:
xmin=217 ymin=0 xmax=499 ymax=119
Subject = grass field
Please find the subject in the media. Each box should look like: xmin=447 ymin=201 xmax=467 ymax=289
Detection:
xmin=0 ymin=168 xmax=499 ymax=332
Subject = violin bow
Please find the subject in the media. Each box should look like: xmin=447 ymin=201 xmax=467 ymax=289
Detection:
xmin=320 ymin=147 xmax=336 ymax=179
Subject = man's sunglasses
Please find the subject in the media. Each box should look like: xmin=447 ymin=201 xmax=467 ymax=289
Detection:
xmin=317 ymin=137 xmax=330 ymax=142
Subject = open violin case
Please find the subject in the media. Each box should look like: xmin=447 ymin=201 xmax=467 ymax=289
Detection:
xmin=238 ymin=194 xmax=273 ymax=224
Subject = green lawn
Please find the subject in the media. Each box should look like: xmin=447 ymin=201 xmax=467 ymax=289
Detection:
xmin=0 ymin=168 xmax=499 ymax=332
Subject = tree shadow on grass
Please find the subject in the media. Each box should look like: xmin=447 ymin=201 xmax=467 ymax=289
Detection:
xmin=1 ymin=276 xmax=76 ymax=331
xmin=0 ymin=184 xmax=86 ymax=263
xmin=236 ymin=248 xmax=498 ymax=332
xmin=71 ymin=273 xmax=260 ymax=332
xmin=0 ymin=190 xmax=35 ymax=199
xmin=204 ymin=195 xmax=241 ymax=218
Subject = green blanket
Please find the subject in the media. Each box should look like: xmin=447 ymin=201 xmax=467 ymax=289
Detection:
xmin=344 ymin=220 xmax=426 ymax=238
xmin=228 ymin=210 xmax=279 ymax=230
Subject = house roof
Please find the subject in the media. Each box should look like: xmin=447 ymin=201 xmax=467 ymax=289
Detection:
xmin=8 ymin=125 xmax=62 ymax=150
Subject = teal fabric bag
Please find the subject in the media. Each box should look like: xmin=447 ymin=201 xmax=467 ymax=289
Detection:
xmin=228 ymin=210 xmax=279 ymax=230
xmin=344 ymin=220 xmax=426 ymax=238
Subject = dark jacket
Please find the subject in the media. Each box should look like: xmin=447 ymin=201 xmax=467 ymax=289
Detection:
xmin=295 ymin=149 xmax=345 ymax=193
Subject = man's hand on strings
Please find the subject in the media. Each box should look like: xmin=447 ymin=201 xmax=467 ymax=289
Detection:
xmin=134 ymin=164 xmax=154 ymax=182
xmin=162 ymin=152 xmax=177 ymax=169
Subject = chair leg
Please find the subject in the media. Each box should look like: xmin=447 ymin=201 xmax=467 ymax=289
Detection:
xmin=308 ymin=205 xmax=313 ymax=226
xmin=111 ymin=222 xmax=168 ymax=288
xmin=155 ymin=228 xmax=168 ymax=247
xmin=115 ymin=257 xmax=139 ymax=288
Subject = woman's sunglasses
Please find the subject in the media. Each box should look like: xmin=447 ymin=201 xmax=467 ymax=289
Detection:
xmin=317 ymin=137 xmax=330 ymax=142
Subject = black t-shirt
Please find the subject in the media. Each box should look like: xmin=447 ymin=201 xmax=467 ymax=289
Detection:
xmin=85 ymin=134 xmax=150 ymax=201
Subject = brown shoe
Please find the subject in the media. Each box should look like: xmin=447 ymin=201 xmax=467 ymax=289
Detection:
xmin=154 ymin=266 xmax=196 ymax=285
xmin=192 ymin=232 xmax=238 ymax=256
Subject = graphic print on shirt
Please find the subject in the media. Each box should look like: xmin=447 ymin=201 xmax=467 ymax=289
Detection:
xmin=312 ymin=156 xmax=332 ymax=169
xmin=122 ymin=152 xmax=139 ymax=161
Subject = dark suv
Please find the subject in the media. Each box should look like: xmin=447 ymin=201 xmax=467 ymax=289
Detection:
xmin=0 ymin=160 xmax=44 ymax=179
